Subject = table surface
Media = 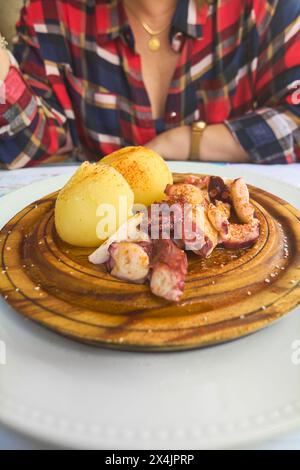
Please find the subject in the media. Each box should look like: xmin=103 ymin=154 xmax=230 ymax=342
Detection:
xmin=0 ymin=161 xmax=300 ymax=450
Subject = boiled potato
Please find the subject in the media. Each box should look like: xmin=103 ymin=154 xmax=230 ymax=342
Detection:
xmin=101 ymin=146 xmax=173 ymax=206
xmin=55 ymin=162 xmax=134 ymax=247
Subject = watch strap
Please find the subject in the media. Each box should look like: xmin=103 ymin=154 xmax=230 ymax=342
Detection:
xmin=190 ymin=121 xmax=207 ymax=161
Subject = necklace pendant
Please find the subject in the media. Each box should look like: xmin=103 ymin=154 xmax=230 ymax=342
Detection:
xmin=148 ymin=36 xmax=160 ymax=52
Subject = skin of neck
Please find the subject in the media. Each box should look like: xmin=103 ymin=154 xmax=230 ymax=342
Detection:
xmin=125 ymin=0 xmax=177 ymax=21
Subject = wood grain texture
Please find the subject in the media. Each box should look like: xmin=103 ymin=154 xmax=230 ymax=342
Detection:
xmin=0 ymin=173 xmax=300 ymax=352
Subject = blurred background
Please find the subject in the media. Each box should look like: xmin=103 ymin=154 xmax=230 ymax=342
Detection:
xmin=0 ymin=0 xmax=23 ymax=45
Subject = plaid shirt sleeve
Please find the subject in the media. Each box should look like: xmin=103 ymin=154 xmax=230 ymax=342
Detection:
xmin=0 ymin=5 xmax=73 ymax=169
xmin=225 ymin=0 xmax=300 ymax=164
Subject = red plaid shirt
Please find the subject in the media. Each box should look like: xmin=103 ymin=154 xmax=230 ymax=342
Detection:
xmin=0 ymin=0 xmax=300 ymax=169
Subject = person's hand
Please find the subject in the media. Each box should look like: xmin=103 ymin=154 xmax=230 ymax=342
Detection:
xmin=145 ymin=125 xmax=191 ymax=160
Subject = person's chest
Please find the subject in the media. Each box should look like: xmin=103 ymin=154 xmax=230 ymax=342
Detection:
xmin=41 ymin=4 xmax=257 ymax=154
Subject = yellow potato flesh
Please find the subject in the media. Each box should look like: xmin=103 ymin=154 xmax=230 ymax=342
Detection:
xmin=100 ymin=146 xmax=173 ymax=206
xmin=55 ymin=162 xmax=134 ymax=247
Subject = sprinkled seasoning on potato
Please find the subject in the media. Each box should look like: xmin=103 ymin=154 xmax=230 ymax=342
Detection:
xmin=101 ymin=146 xmax=173 ymax=206
xmin=55 ymin=162 xmax=134 ymax=247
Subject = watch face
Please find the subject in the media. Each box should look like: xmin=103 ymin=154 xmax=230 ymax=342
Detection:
xmin=193 ymin=121 xmax=206 ymax=132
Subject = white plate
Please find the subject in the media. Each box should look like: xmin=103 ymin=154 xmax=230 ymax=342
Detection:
xmin=0 ymin=162 xmax=300 ymax=449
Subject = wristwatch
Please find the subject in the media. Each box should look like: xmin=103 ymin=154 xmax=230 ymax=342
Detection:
xmin=189 ymin=121 xmax=207 ymax=161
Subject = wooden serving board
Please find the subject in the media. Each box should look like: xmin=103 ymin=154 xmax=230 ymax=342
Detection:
xmin=0 ymin=173 xmax=300 ymax=352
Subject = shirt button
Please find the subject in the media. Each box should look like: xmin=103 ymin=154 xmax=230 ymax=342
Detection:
xmin=167 ymin=111 xmax=178 ymax=122
xmin=172 ymin=32 xmax=184 ymax=53
xmin=174 ymin=32 xmax=183 ymax=40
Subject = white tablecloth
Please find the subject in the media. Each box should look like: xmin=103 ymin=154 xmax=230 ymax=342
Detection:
xmin=0 ymin=162 xmax=300 ymax=450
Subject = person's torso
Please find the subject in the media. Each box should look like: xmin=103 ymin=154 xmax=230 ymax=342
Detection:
xmin=25 ymin=0 xmax=260 ymax=159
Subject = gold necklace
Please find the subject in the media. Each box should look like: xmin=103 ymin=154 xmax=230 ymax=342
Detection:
xmin=141 ymin=21 xmax=170 ymax=51
xmin=125 ymin=3 xmax=171 ymax=52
